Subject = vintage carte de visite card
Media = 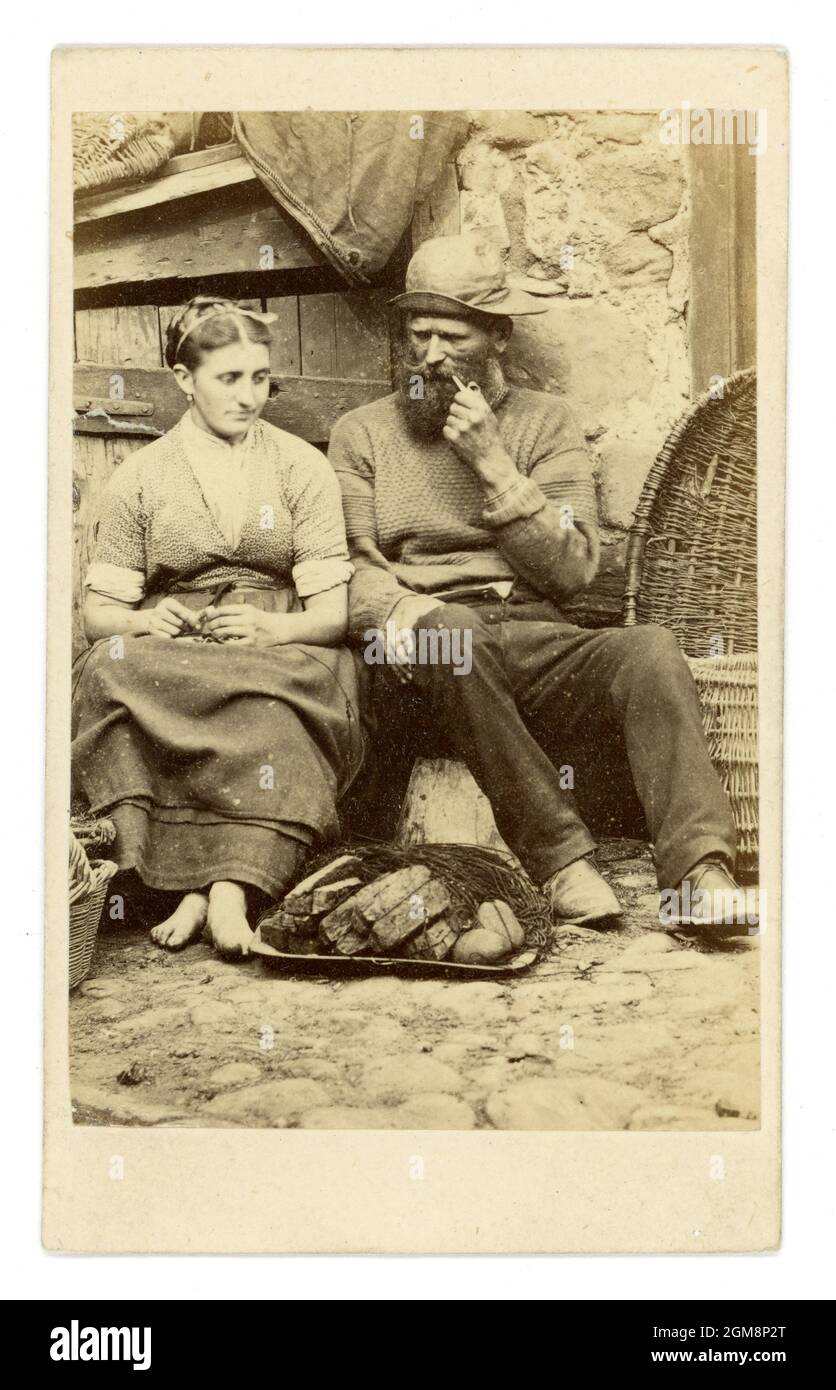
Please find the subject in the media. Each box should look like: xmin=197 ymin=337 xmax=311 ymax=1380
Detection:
xmin=45 ymin=46 xmax=787 ymax=1253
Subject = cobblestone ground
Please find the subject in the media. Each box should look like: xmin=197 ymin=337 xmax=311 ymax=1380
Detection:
xmin=70 ymin=843 xmax=760 ymax=1131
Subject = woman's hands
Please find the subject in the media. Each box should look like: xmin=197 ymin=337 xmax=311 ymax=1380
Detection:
xmin=146 ymin=596 xmax=200 ymax=639
xmin=143 ymin=589 xmax=348 ymax=649
xmin=84 ymin=590 xmax=346 ymax=648
xmin=145 ymin=598 xmax=286 ymax=646
xmin=202 ymin=589 xmax=348 ymax=648
xmin=202 ymin=602 xmax=288 ymax=647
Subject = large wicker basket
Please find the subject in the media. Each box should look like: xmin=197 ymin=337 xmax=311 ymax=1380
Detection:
xmin=69 ymin=831 xmax=118 ymax=992
xmin=687 ymin=654 xmax=758 ymax=878
xmin=624 ymin=368 xmax=757 ymax=658
xmin=623 ymin=370 xmax=759 ymax=878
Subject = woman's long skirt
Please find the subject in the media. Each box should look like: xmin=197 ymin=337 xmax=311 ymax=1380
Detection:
xmin=71 ymin=631 xmax=363 ymax=899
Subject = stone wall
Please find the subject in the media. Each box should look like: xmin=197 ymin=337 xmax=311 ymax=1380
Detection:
xmin=457 ymin=110 xmax=691 ymax=623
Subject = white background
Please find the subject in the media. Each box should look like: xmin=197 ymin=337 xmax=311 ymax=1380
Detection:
xmin=3 ymin=2 xmax=833 ymax=1301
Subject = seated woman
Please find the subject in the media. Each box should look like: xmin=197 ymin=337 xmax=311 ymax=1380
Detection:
xmin=72 ymin=295 xmax=364 ymax=958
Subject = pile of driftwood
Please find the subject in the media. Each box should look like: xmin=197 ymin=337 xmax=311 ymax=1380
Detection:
xmin=258 ymin=852 xmax=529 ymax=965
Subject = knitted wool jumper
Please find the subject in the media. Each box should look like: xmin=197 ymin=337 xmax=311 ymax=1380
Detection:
xmin=88 ymin=414 xmax=352 ymax=601
xmin=329 ymin=384 xmax=598 ymax=633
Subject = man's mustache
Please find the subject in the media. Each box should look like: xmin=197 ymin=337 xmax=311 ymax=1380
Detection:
xmin=401 ymin=363 xmax=459 ymax=382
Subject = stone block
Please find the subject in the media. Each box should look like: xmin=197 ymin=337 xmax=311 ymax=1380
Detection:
xmin=583 ymin=113 xmax=655 ymax=145
xmin=392 ymin=1093 xmax=477 ymax=1129
xmin=471 ymin=110 xmax=546 ymax=147
xmin=204 ymin=1077 xmax=331 ymax=1124
xmin=360 ymin=1054 xmax=466 ymax=1101
xmin=507 ymin=300 xmax=656 ymax=418
xmin=486 ymin=1076 xmax=644 ymax=1129
xmin=208 ymin=1062 xmax=262 ymax=1089
xmin=598 ymin=437 xmax=655 ymax=528
xmin=582 ymin=148 xmax=684 ymax=231
xmin=602 ymin=231 xmax=673 ymax=287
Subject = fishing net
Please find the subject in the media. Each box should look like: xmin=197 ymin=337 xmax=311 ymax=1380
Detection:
xmin=284 ymin=840 xmax=552 ymax=954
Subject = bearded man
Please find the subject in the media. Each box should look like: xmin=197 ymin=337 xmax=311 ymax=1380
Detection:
xmin=329 ymin=231 xmax=749 ymax=935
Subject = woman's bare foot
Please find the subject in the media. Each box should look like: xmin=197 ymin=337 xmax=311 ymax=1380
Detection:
xmin=207 ymin=881 xmax=253 ymax=958
xmin=150 ymin=891 xmax=209 ymax=950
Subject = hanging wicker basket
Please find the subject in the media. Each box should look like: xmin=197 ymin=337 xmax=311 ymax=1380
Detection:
xmin=73 ymin=113 xmax=175 ymax=195
xmin=69 ymin=831 xmax=118 ymax=992
xmin=624 ymin=369 xmax=759 ymax=878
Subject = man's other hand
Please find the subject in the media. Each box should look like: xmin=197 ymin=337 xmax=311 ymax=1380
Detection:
xmin=385 ymin=594 xmax=444 ymax=683
xmin=388 ymin=594 xmax=443 ymax=632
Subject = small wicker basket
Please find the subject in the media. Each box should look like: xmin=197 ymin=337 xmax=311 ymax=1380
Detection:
xmin=69 ymin=831 xmax=118 ymax=992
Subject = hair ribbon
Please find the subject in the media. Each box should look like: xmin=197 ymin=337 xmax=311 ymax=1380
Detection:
xmin=175 ymin=306 xmax=278 ymax=360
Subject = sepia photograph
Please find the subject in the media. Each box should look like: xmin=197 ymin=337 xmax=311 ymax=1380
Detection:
xmin=42 ymin=44 xmax=787 ymax=1254
xmin=67 ymin=103 xmax=763 ymax=1132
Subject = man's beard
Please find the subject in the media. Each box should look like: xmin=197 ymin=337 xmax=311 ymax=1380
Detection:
xmin=396 ymin=353 xmax=505 ymax=439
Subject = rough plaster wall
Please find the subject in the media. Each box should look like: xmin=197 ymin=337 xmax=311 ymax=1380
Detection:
xmin=457 ymin=110 xmax=691 ymax=621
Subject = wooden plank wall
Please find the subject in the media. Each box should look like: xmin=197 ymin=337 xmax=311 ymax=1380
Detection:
xmin=73 ymin=292 xmax=392 ymax=443
xmin=75 ymin=292 xmax=391 ymax=385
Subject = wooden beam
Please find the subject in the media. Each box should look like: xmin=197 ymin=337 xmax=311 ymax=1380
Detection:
xmin=74 ymin=396 xmax=154 ymax=416
xmin=74 ymin=263 xmax=396 ymax=313
xmin=688 ymin=144 xmax=734 ymax=395
xmin=74 ymin=182 xmax=321 ymax=292
xmin=74 ymin=147 xmax=254 ymax=225
xmin=73 ymin=415 xmax=164 ymax=438
xmin=687 ymin=141 xmax=756 ymax=393
xmin=73 ymin=364 xmax=391 ymax=443
xmin=731 ymin=142 xmax=757 ymax=372
xmin=161 ymin=142 xmax=241 ymax=175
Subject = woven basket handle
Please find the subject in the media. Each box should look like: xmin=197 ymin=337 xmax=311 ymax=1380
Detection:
xmin=68 ymin=828 xmax=95 ymax=906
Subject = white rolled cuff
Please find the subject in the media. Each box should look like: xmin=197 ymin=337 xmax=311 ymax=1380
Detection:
xmin=84 ymin=563 xmax=147 ymax=603
xmin=292 ymin=557 xmax=355 ymax=598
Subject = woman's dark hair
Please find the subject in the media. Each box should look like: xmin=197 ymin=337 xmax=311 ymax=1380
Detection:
xmin=164 ymin=295 xmax=273 ymax=371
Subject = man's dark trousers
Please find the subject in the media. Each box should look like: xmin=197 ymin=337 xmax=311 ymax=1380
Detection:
xmin=351 ymin=596 xmax=737 ymax=890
